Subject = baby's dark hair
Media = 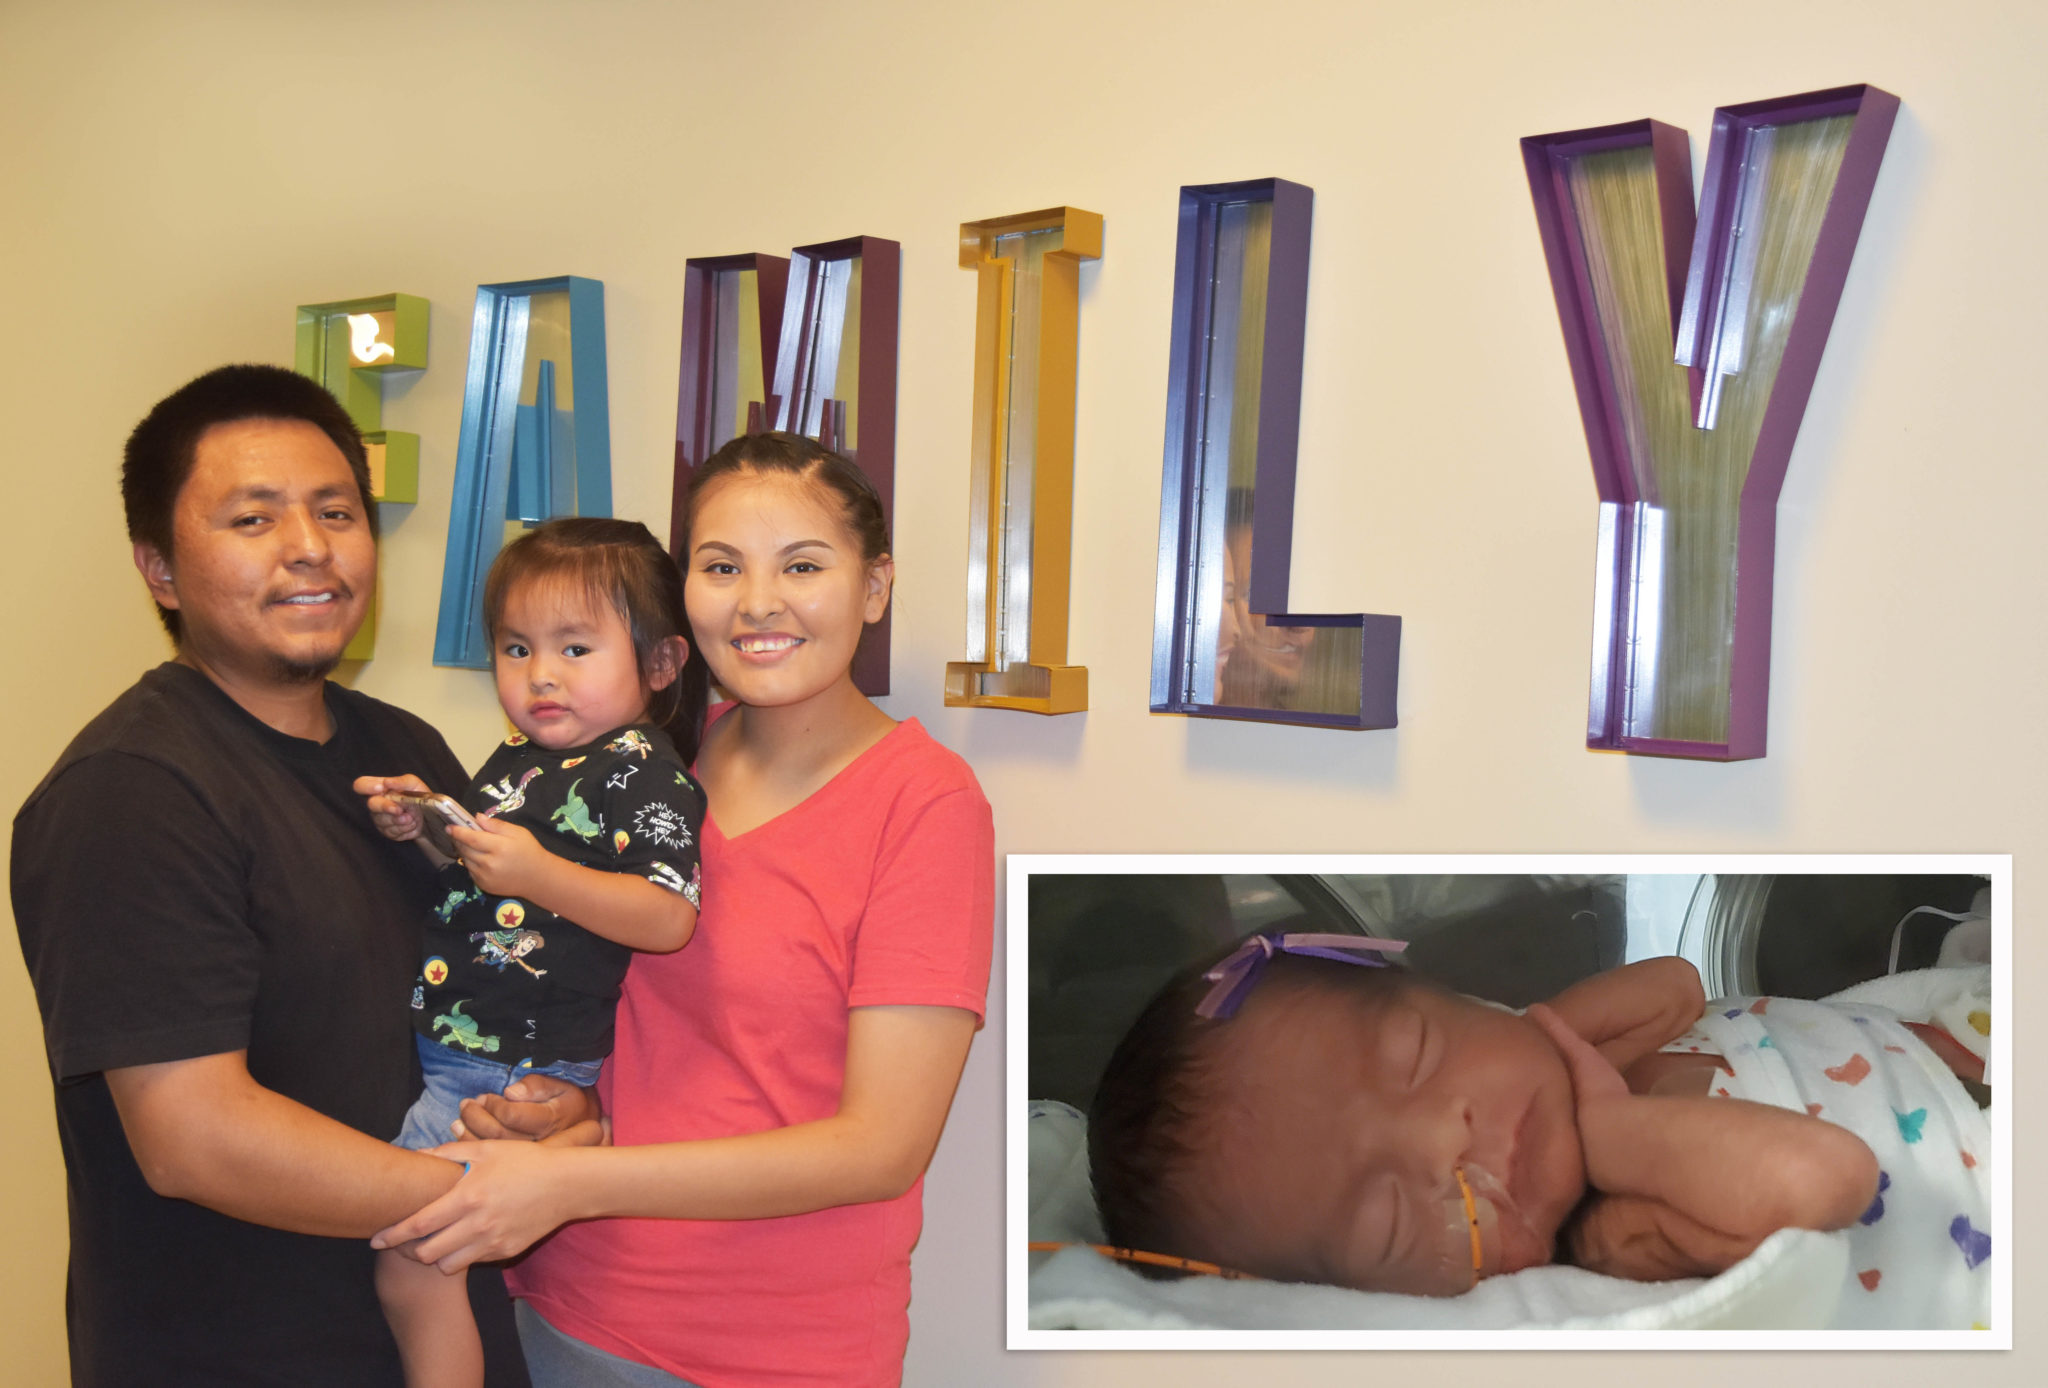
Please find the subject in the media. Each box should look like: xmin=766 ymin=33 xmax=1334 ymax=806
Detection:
xmin=1087 ymin=943 xmax=1416 ymax=1277
xmin=483 ymin=517 xmax=704 ymax=761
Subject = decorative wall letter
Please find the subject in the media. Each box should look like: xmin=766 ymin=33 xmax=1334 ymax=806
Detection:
xmin=668 ymin=253 xmax=789 ymax=548
xmin=1150 ymin=179 xmax=1401 ymax=730
xmin=434 ymin=276 xmax=611 ymax=669
xmin=294 ymin=292 xmax=427 ymax=660
xmin=1524 ymin=84 xmax=1897 ymax=759
xmin=945 ymin=207 xmax=1100 ymax=714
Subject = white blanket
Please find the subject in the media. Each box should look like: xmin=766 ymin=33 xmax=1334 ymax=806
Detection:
xmin=1026 ymin=1099 xmax=1844 ymax=1331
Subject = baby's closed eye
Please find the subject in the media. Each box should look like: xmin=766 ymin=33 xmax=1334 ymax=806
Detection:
xmin=1379 ymin=1005 xmax=1430 ymax=1089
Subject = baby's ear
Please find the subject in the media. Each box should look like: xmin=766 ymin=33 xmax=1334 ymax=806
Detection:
xmin=646 ymin=635 xmax=688 ymax=691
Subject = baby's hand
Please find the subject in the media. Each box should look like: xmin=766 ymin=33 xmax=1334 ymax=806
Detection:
xmin=354 ymin=774 xmax=431 ymax=843
xmin=447 ymin=817 xmax=549 ymax=898
xmin=1528 ymin=1002 xmax=1630 ymax=1109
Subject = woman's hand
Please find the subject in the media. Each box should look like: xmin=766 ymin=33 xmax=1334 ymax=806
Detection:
xmin=370 ymin=1140 xmax=581 ymax=1272
xmin=447 ymin=817 xmax=551 ymax=898
xmin=354 ymin=774 xmax=431 ymax=843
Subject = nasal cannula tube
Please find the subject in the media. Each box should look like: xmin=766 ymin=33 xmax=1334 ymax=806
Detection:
xmin=1453 ymin=1166 xmax=1483 ymax=1283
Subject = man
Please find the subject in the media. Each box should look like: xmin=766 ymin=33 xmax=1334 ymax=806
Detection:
xmin=12 ymin=365 xmax=525 ymax=1385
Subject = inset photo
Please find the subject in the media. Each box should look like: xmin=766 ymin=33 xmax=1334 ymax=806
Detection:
xmin=1008 ymin=856 xmax=2008 ymax=1350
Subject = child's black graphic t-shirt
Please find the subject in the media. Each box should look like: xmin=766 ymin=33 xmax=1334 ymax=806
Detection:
xmin=414 ymin=723 xmax=704 ymax=1066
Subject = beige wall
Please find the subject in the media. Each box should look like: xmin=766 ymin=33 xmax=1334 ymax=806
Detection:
xmin=3 ymin=1 xmax=2041 ymax=1383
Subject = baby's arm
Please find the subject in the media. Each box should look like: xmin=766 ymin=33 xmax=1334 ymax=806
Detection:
xmin=447 ymin=818 xmax=696 ymax=953
xmin=352 ymin=774 xmax=457 ymax=868
xmin=1542 ymin=956 xmax=1706 ymax=1072
xmin=1530 ymin=1003 xmax=1879 ymax=1281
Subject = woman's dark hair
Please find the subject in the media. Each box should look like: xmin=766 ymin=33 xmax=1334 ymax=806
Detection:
xmin=122 ymin=364 xmax=373 ymax=639
xmin=483 ymin=517 xmax=704 ymax=761
xmin=685 ymin=431 xmax=890 ymax=562
xmin=671 ymin=432 xmax=892 ymax=715
xmin=1087 ymin=944 xmax=1415 ymax=1277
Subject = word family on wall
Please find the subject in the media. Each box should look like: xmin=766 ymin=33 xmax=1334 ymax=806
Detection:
xmin=305 ymin=83 xmax=1895 ymax=762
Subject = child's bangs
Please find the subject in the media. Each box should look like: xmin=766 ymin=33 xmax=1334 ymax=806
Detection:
xmin=487 ymin=546 xmax=635 ymax=641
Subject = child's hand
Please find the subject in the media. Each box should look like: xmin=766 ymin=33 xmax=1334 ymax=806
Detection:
xmin=447 ymin=817 xmax=551 ymax=898
xmin=354 ymin=774 xmax=431 ymax=843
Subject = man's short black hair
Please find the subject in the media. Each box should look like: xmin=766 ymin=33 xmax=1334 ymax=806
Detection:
xmin=122 ymin=364 xmax=375 ymax=639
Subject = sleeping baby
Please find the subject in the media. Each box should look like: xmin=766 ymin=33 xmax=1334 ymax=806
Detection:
xmin=1087 ymin=935 xmax=1991 ymax=1327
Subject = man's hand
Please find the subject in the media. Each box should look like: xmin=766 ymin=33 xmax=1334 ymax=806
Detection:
xmin=447 ymin=817 xmax=552 ymax=898
xmin=453 ymin=1073 xmax=604 ymax=1147
xmin=354 ymin=774 xmax=432 ymax=843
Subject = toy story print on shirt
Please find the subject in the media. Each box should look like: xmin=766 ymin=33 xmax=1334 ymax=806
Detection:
xmin=475 ymin=765 xmax=543 ymax=819
xmin=550 ymin=780 xmax=604 ymax=842
xmin=411 ymin=723 xmax=705 ymax=1065
xmin=472 ymin=921 xmax=548 ymax=977
xmin=433 ymin=999 xmax=500 ymax=1053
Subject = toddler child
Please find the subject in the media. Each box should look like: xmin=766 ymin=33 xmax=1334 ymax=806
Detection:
xmin=358 ymin=518 xmax=706 ymax=1386
xmin=1089 ymin=934 xmax=1990 ymax=1327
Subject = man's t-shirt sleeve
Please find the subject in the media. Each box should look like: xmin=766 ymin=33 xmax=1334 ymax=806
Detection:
xmin=16 ymin=752 xmax=259 ymax=1080
xmin=846 ymin=784 xmax=995 ymax=1024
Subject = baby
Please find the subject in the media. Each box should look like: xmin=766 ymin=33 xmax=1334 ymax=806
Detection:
xmin=1089 ymin=934 xmax=1990 ymax=1324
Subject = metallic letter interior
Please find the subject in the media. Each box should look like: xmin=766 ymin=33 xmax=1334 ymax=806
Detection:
xmin=434 ymin=276 xmax=612 ymax=670
xmin=946 ymin=207 xmax=1101 ymax=715
xmin=1523 ymin=84 xmax=1898 ymax=759
xmin=294 ymin=292 xmax=427 ymax=660
xmin=768 ymin=236 xmax=899 ymax=696
xmin=1149 ymin=178 xmax=1401 ymax=730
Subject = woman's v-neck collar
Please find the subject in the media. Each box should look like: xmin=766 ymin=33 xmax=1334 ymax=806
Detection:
xmin=701 ymin=707 xmax=911 ymax=845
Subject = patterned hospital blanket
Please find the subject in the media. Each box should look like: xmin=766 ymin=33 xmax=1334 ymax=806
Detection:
xmin=1667 ymin=984 xmax=1992 ymax=1329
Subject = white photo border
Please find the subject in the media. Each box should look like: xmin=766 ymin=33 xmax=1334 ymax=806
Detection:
xmin=1005 ymin=853 xmax=2012 ymax=1351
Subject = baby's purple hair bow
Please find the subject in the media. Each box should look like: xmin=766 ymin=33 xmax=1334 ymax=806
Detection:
xmin=1195 ymin=931 xmax=1408 ymax=1019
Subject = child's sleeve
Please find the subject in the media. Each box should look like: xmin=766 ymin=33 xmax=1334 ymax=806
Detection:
xmin=597 ymin=749 xmax=706 ymax=907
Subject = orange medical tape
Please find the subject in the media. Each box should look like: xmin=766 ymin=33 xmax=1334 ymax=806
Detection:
xmin=1026 ymin=1241 xmax=1259 ymax=1280
xmin=1454 ymin=1166 xmax=1483 ymax=1282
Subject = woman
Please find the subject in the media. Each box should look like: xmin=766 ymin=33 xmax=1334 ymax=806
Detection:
xmin=376 ymin=433 xmax=995 ymax=1387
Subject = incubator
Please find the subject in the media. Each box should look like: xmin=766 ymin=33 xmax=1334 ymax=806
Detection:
xmin=1028 ymin=870 xmax=1989 ymax=1113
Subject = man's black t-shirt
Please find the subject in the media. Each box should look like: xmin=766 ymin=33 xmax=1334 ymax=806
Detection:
xmin=11 ymin=663 xmax=523 ymax=1387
